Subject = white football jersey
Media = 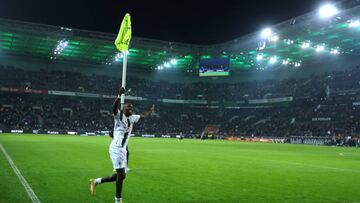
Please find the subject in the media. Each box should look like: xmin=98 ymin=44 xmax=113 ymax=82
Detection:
xmin=110 ymin=110 xmax=141 ymax=150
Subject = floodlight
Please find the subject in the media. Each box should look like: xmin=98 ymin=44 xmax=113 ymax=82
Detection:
xmin=330 ymin=48 xmax=339 ymax=55
xmin=164 ymin=62 xmax=170 ymax=68
xmin=319 ymin=4 xmax=338 ymax=18
xmin=285 ymin=39 xmax=294 ymax=45
xmin=115 ymin=53 xmax=124 ymax=62
xmin=269 ymin=56 xmax=277 ymax=64
xmin=261 ymin=28 xmax=272 ymax=38
xmin=256 ymin=54 xmax=264 ymax=61
xmin=316 ymin=45 xmax=325 ymax=52
xmin=301 ymin=42 xmax=310 ymax=49
xmin=170 ymin=59 xmax=177 ymax=64
xmin=349 ymin=20 xmax=360 ymax=28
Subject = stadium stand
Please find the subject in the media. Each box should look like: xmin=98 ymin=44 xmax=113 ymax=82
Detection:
xmin=2 ymin=65 xmax=360 ymax=100
xmin=1 ymin=65 xmax=359 ymax=146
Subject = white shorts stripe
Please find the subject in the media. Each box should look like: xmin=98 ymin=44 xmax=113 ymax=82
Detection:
xmin=0 ymin=144 xmax=41 ymax=203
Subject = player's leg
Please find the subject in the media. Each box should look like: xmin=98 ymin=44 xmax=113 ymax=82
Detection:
xmin=126 ymin=146 xmax=129 ymax=164
xmin=90 ymin=150 xmax=124 ymax=196
xmin=100 ymin=173 xmax=118 ymax=183
xmin=112 ymin=150 xmax=127 ymax=203
xmin=126 ymin=146 xmax=130 ymax=172
xmin=90 ymin=173 xmax=117 ymax=195
xmin=115 ymin=168 xmax=126 ymax=203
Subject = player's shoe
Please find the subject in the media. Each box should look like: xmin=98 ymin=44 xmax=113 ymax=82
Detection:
xmin=89 ymin=179 xmax=96 ymax=195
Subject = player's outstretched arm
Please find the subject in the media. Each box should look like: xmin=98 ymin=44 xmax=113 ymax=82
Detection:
xmin=112 ymin=87 xmax=126 ymax=115
xmin=140 ymin=104 xmax=155 ymax=119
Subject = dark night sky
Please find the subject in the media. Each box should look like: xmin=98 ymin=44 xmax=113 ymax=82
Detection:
xmin=0 ymin=0 xmax=331 ymax=44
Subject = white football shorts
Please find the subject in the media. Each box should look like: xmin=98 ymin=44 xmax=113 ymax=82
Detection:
xmin=109 ymin=148 xmax=127 ymax=170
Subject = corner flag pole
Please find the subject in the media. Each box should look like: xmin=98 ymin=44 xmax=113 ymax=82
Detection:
xmin=121 ymin=51 xmax=128 ymax=107
xmin=114 ymin=13 xmax=132 ymax=109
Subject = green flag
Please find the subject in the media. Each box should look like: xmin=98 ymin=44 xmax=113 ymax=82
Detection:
xmin=114 ymin=13 xmax=132 ymax=52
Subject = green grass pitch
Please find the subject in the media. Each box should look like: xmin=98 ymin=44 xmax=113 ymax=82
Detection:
xmin=0 ymin=134 xmax=359 ymax=203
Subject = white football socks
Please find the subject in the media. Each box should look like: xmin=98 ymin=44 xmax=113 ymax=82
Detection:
xmin=95 ymin=178 xmax=102 ymax=184
xmin=115 ymin=197 xmax=122 ymax=203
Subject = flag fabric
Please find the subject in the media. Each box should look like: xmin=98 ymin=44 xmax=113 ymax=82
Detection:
xmin=115 ymin=13 xmax=132 ymax=52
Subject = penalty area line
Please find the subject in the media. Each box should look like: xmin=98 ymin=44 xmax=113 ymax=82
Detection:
xmin=0 ymin=144 xmax=41 ymax=203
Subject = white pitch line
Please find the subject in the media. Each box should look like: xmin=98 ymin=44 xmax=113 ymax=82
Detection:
xmin=0 ymin=144 xmax=41 ymax=203
xmin=267 ymin=159 xmax=360 ymax=173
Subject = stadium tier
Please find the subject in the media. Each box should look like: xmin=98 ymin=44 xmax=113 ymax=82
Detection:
xmin=0 ymin=65 xmax=360 ymax=146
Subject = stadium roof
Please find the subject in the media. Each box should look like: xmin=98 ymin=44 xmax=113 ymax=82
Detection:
xmin=1 ymin=0 xmax=360 ymax=72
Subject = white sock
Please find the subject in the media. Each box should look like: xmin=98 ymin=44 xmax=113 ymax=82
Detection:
xmin=95 ymin=178 xmax=102 ymax=184
xmin=115 ymin=197 xmax=122 ymax=203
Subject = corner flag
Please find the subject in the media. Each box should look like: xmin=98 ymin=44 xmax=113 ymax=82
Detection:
xmin=115 ymin=13 xmax=132 ymax=52
xmin=114 ymin=13 xmax=132 ymax=108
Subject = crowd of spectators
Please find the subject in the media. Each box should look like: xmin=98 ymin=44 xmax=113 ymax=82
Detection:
xmin=0 ymin=94 xmax=113 ymax=132
xmin=3 ymin=65 xmax=360 ymax=101
xmin=1 ymin=65 xmax=360 ymax=145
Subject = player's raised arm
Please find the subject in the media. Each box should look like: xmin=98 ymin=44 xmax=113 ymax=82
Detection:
xmin=112 ymin=87 xmax=126 ymax=115
xmin=140 ymin=104 xmax=155 ymax=119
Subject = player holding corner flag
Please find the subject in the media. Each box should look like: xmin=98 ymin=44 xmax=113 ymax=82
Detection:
xmin=89 ymin=87 xmax=155 ymax=203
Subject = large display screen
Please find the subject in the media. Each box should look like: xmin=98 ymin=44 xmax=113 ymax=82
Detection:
xmin=199 ymin=58 xmax=230 ymax=77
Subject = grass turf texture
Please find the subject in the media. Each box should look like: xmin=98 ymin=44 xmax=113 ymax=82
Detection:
xmin=0 ymin=134 xmax=359 ymax=203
